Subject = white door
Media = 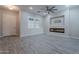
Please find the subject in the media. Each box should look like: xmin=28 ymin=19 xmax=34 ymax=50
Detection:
xmin=3 ymin=11 xmax=17 ymax=36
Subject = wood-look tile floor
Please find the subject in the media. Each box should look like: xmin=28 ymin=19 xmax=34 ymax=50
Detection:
xmin=0 ymin=35 xmax=79 ymax=54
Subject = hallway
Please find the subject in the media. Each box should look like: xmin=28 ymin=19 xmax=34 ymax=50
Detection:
xmin=0 ymin=35 xmax=79 ymax=54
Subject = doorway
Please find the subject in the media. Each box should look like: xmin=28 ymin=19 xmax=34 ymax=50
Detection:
xmin=0 ymin=7 xmax=20 ymax=37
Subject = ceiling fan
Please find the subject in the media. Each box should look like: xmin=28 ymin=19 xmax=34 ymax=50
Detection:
xmin=37 ymin=6 xmax=58 ymax=14
xmin=46 ymin=6 xmax=58 ymax=14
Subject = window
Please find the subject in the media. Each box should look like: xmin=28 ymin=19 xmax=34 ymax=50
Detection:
xmin=28 ymin=17 xmax=40 ymax=29
xmin=34 ymin=19 xmax=40 ymax=28
xmin=28 ymin=18 xmax=34 ymax=28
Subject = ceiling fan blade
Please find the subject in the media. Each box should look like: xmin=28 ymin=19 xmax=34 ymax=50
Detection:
xmin=50 ymin=10 xmax=54 ymax=13
xmin=50 ymin=6 xmax=55 ymax=10
xmin=53 ymin=9 xmax=58 ymax=10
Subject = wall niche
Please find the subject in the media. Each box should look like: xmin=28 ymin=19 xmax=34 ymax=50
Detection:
xmin=49 ymin=15 xmax=65 ymax=33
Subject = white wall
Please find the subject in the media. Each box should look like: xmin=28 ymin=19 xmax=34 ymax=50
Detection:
xmin=44 ymin=6 xmax=79 ymax=39
xmin=20 ymin=6 xmax=79 ymax=39
xmin=20 ymin=11 xmax=44 ymax=37
xmin=69 ymin=6 xmax=79 ymax=39
xmin=43 ymin=9 xmax=70 ymax=38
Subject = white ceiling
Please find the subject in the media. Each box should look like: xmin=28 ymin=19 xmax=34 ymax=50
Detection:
xmin=17 ymin=5 xmax=78 ymax=16
xmin=0 ymin=5 xmax=78 ymax=16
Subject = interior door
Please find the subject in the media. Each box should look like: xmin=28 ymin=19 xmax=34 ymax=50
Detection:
xmin=3 ymin=11 xmax=17 ymax=36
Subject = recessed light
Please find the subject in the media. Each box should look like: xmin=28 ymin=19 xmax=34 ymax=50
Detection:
xmin=29 ymin=7 xmax=33 ymax=10
xmin=9 ymin=7 xmax=13 ymax=10
xmin=4 ymin=5 xmax=19 ymax=11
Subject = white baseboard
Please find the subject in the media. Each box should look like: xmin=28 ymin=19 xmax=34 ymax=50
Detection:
xmin=47 ymin=32 xmax=79 ymax=39
xmin=47 ymin=32 xmax=70 ymax=38
xmin=20 ymin=32 xmax=44 ymax=37
xmin=70 ymin=36 xmax=79 ymax=39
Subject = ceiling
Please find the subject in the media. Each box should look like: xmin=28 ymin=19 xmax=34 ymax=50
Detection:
xmin=18 ymin=5 xmax=67 ymax=16
xmin=0 ymin=5 xmax=78 ymax=16
xmin=0 ymin=5 xmax=19 ymax=12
